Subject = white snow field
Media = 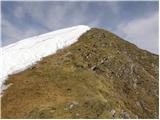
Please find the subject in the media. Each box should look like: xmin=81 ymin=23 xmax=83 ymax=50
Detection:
xmin=0 ymin=25 xmax=90 ymax=91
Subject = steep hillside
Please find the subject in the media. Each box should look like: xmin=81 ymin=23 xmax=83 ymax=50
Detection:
xmin=1 ymin=28 xmax=159 ymax=119
xmin=0 ymin=25 xmax=90 ymax=89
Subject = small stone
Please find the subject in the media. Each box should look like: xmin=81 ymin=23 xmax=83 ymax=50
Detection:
xmin=133 ymin=83 xmax=137 ymax=89
xmin=111 ymin=109 xmax=116 ymax=118
xmin=76 ymin=113 xmax=80 ymax=116
xmin=72 ymin=101 xmax=79 ymax=105
xmin=91 ymin=65 xmax=97 ymax=71
xmin=120 ymin=110 xmax=130 ymax=119
xmin=100 ymin=59 xmax=104 ymax=64
xmin=136 ymin=101 xmax=141 ymax=107
xmin=130 ymin=64 xmax=134 ymax=74
xmin=86 ymin=55 xmax=89 ymax=59
xmin=67 ymin=101 xmax=79 ymax=110
xmin=50 ymin=110 xmax=56 ymax=113
xmin=69 ymin=104 xmax=74 ymax=109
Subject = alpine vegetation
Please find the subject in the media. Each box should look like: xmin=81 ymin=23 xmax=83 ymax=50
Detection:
xmin=1 ymin=26 xmax=158 ymax=119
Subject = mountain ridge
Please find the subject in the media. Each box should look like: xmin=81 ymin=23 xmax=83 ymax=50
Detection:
xmin=1 ymin=27 xmax=159 ymax=119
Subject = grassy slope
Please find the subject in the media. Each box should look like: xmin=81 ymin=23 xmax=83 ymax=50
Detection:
xmin=1 ymin=28 xmax=159 ymax=118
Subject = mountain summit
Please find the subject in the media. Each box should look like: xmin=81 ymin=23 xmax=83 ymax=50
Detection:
xmin=1 ymin=27 xmax=158 ymax=119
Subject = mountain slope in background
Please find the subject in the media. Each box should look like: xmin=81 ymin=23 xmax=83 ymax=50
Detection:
xmin=1 ymin=28 xmax=159 ymax=119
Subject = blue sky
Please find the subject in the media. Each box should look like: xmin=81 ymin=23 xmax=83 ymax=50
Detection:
xmin=1 ymin=1 xmax=159 ymax=54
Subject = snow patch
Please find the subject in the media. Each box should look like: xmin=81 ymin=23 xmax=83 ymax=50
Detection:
xmin=0 ymin=25 xmax=90 ymax=92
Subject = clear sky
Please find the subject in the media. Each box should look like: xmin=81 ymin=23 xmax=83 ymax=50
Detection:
xmin=1 ymin=1 xmax=159 ymax=54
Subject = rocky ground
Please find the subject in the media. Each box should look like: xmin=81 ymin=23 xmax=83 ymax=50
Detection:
xmin=1 ymin=28 xmax=159 ymax=118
